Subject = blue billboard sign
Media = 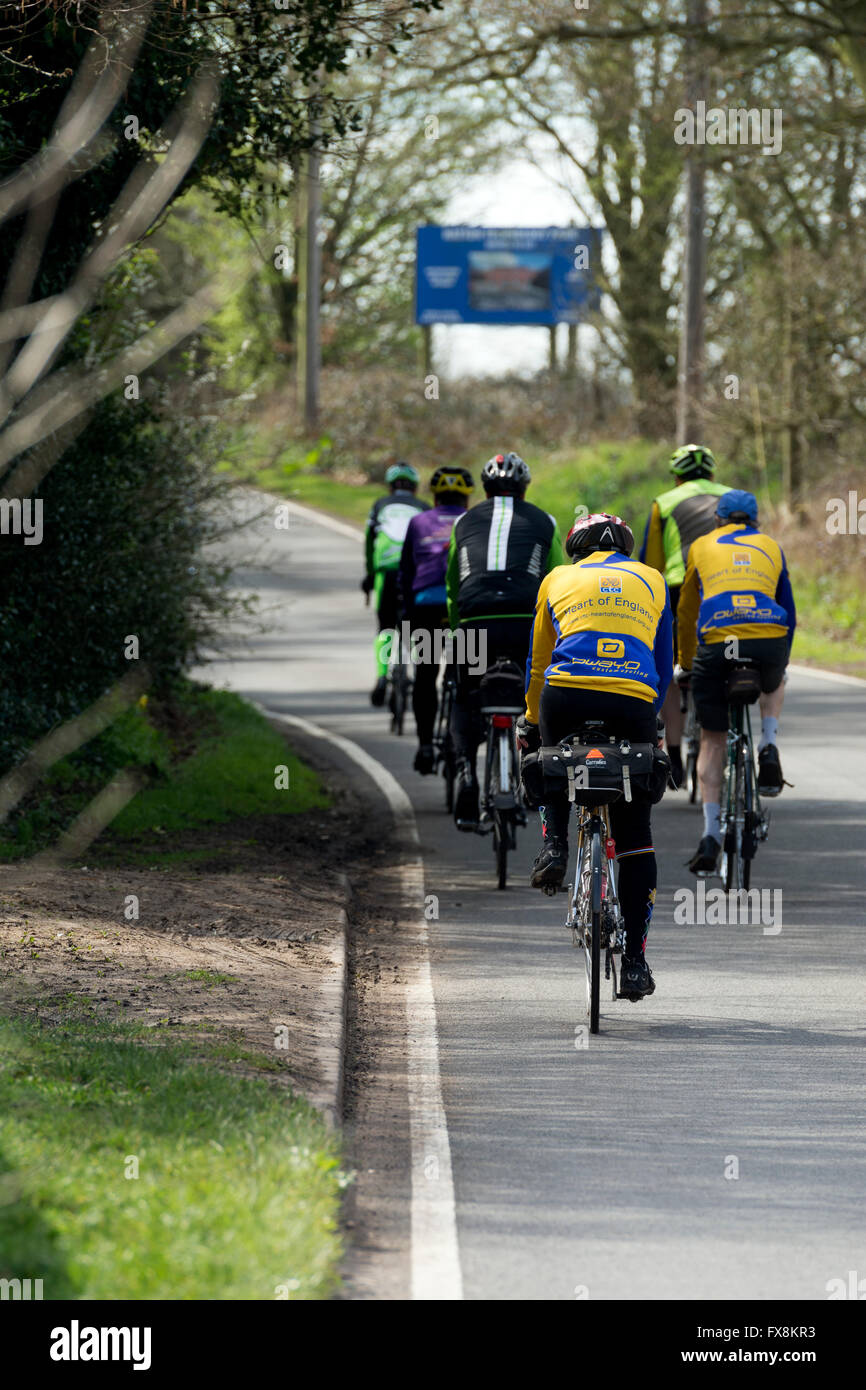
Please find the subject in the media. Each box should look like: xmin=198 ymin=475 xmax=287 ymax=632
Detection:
xmin=415 ymin=226 xmax=602 ymax=326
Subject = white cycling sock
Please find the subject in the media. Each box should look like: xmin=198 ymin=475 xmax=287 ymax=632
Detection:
xmin=703 ymin=802 xmax=721 ymax=841
xmin=759 ymin=716 xmax=778 ymax=752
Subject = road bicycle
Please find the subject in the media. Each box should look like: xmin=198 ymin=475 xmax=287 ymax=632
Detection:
xmin=527 ymin=723 xmax=667 ymax=1034
xmin=717 ymin=663 xmax=769 ymax=891
xmin=385 ymin=620 xmax=413 ymax=736
xmin=432 ymin=667 xmax=457 ymax=812
xmin=477 ymin=659 xmax=526 ymax=890
xmin=568 ymin=796 xmax=625 ymax=1034
xmin=681 ymin=684 xmax=701 ymax=803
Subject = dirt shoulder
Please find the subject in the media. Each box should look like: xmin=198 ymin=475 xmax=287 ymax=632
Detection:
xmin=0 ymin=741 xmax=378 ymax=1116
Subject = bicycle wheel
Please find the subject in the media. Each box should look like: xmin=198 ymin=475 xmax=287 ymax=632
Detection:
xmin=495 ymin=813 xmax=508 ymax=890
xmin=686 ymin=750 xmax=699 ymax=803
xmin=723 ymin=739 xmax=746 ymax=892
xmin=443 ymin=740 xmax=455 ymax=812
xmin=393 ymin=665 xmax=409 ymax=735
xmin=589 ymin=830 xmax=602 ymax=1034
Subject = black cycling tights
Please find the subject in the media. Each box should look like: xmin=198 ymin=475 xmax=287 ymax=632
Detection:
xmin=451 ymin=618 xmax=533 ymax=763
xmin=406 ymin=604 xmax=447 ymax=745
xmin=539 ymin=684 xmax=658 ymax=959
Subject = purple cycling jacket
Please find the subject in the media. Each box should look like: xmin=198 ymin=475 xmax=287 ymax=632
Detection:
xmin=399 ymin=503 xmax=465 ymax=603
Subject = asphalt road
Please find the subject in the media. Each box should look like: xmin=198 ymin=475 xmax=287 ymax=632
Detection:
xmin=202 ymin=490 xmax=866 ymax=1301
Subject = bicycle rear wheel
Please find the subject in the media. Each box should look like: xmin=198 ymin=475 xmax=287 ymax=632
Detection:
xmin=589 ymin=830 xmax=602 ymax=1033
xmin=443 ymin=743 xmax=455 ymax=812
xmin=392 ymin=666 xmax=409 ymax=735
xmin=495 ymin=814 xmax=508 ymax=890
xmin=686 ymin=742 xmax=699 ymax=803
xmin=723 ymin=740 xmax=746 ymax=891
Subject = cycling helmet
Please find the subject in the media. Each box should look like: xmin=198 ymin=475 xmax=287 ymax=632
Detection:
xmin=430 ymin=466 xmax=474 ymax=496
xmin=566 ymin=512 xmax=635 ymax=560
xmin=716 ymin=489 xmax=758 ymax=524
xmin=669 ymin=443 xmax=717 ymax=479
xmin=481 ymin=452 xmax=531 ymax=493
xmin=385 ymin=461 xmax=419 ymax=486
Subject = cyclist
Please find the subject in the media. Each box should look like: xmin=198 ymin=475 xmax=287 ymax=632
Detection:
xmin=639 ymin=444 xmax=730 ymax=786
xmin=676 ymin=489 xmax=796 ymax=874
xmin=446 ymin=451 xmax=564 ymax=829
xmin=399 ymin=466 xmax=475 ymax=774
xmin=362 ymin=462 xmax=428 ymax=706
xmin=519 ymin=512 xmax=673 ymax=1001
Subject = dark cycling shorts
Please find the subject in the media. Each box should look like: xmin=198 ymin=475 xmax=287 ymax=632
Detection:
xmin=692 ymin=634 xmax=789 ymax=732
xmin=538 ymin=685 xmax=656 ymax=856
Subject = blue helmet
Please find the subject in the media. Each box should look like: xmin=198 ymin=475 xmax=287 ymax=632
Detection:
xmin=716 ymin=489 xmax=758 ymax=524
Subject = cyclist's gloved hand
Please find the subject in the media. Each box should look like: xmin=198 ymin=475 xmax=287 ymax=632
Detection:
xmin=361 ymin=574 xmax=374 ymax=595
xmin=516 ymin=716 xmax=540 ymax=752
xmin=673 ymin=664 xmax=691 ymax=688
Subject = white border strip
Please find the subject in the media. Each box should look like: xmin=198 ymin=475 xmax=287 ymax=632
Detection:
xmin=265 ymin=708 xmax=463 ymax=1302
xmin=279 ymin=497 xmax=363 ymax=542
xmin=788 ymin=662 xmax=866 ymax=689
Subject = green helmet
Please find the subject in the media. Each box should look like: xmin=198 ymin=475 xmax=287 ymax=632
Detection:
xmin=385 ymin=461 xmax=419 ymax=486
xmin=669 ymin=443 xmax=717 ymax=479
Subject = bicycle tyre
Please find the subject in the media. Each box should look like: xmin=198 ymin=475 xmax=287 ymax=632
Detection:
xmin=496 ymin=814 xmax=508 ymax=890
xmin=443 ymin=745 xmax=455 ymax=813
xmin=724 ymin=741 xmax=746 ymax=892
xmin=393 ymin=669 xmax=407 ymax=735
xmin=686 ymin=748 xmax=699 ymax=803
xmin=589 ymin=831 xmax=602 ymax=1033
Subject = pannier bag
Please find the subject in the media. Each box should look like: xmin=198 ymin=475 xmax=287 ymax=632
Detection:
xmin=725 ymin=664 xmax=762 ymax=705
xmin=478 ymin=658 xmax=526 ymax=714
xmin=520 ymin=738 xmax=671 ymax=809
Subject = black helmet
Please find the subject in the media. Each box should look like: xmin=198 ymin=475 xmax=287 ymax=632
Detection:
xmin=566 ymin=512 xmax=635 ymax=561
xmin=481 ymin=452 xmax=531 ymax=494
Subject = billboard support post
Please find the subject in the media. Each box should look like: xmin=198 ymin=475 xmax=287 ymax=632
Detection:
xmin=548 ymin=326 xmax=557 ymax=372
xmin=566 ymin=324 xmax=577 ymax=380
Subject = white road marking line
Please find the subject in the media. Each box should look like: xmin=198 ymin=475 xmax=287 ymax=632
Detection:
xmin=788 ymin=663 xmax=866 ymax=688
xmin=264 ymin=708 xmax=463 ymax=1301
xmin=269 ymin=496 xmax=363 ymax=542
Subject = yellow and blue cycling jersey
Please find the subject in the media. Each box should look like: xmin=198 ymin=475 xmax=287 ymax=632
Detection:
xmin=677 ymin=523 xmax=796 ymax=669
xmin=525 ymin=550 xmax=673 ymax=723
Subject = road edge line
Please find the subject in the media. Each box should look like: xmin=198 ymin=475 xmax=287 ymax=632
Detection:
xmin=263 ymin=706 xmax=464 ymax=1301
xmin=788 ymin=662 xmax=866 ymax=689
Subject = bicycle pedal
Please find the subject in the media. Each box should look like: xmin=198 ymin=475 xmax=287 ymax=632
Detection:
xmin=542 ymin=885 xmax=558 ymax=897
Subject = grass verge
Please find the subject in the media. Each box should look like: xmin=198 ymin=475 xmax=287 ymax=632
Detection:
xmin=0 ymin=683 xmax=329 ymax=863
xmin=0 ymin=1010 xmax=345 ymax=1299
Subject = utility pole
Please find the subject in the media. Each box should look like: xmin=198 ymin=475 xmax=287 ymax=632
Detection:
xmin=676 ymin=0 xmax=707 ymax=443
xmin=296 ymin=90 xmax=321 ymax=432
